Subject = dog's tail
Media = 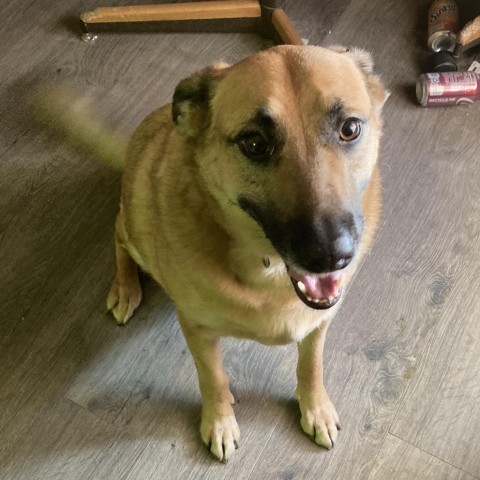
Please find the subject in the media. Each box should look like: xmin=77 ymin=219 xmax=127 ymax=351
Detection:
xmin=32 ymin=86 xmax=127 ymax=170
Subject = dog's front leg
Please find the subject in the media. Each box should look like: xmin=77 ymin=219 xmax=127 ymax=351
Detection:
xmin=296 ymin=321 xmax=340 ymax=449
xmin=179 ymin=316 xmax=239 ymax=462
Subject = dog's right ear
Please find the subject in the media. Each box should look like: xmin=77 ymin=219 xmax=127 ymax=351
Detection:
xmin=172 ymin=62 xmax=229 ymax=137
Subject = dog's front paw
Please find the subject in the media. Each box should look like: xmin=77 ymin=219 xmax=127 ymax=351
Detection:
xmin=200 ymin=404 xmax=240 ymax=462
xmin=107 ymin=277 xmax=142 ymax=325
xmin=296 ymin=389 xmax=340 ymax=450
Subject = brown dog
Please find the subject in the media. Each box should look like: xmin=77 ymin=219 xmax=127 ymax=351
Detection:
xmin=105 ymin=45 xmax=388 ymax=461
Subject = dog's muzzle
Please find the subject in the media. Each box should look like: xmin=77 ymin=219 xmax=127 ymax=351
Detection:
xmin=238 ymin=195 xmax=360 ymax=309
xmin=285 ymin=215 xmax=357 ymax=309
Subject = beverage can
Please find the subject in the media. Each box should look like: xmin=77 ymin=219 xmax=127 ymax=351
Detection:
xmin=416 ymin=72 xmax=480 ymax=107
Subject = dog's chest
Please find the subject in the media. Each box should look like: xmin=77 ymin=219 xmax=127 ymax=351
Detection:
xmin=171 ymin=275 xmax=335 ymax=345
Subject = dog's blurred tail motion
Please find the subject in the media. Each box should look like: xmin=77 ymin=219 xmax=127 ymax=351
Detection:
xmin=31 ymin=85 xmax=127 ymax=170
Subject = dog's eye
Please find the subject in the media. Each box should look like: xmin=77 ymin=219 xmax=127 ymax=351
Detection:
xmin=339 ymin=118 xmax=362 ymax=142
xmin=238 ymin=133 xmax=274 ymax=160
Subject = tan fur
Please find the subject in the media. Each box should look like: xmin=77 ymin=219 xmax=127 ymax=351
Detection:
xmin=107 ymin=45 xmax=388 ymax=461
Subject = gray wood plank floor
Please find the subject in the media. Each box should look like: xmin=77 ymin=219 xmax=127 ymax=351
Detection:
xmin=1 ymin=1 xmax=479 ymax=479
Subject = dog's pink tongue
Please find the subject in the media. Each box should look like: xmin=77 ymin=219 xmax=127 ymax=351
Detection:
xmin=290 ymin=271 xmax=342 ymax=300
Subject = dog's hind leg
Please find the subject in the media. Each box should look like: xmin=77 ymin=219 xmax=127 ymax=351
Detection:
xmin=296 ymin=321 xmax=340 ymax=450
xmin=179 ymin=316 xmax=239 ymax=462
xmin=107 ymin=214 xmax=142 ymax=325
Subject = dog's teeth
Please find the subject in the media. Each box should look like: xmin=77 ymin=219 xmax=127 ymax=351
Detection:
xmin=297 ymin=281 xmax=307 ymax=294
xmin=328 ymin=296 xmax=335 ymax=303
xmin=312 ymin=298 xmax=320 ymax=303
xmin=306 ymin=295 xmax=313 ymax=302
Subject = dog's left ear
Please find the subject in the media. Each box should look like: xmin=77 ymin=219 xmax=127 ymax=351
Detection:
xmin=329 ymin=46 xmax=390 ymax=115
xmin=172 ymin=62 xmax=230 ymax=137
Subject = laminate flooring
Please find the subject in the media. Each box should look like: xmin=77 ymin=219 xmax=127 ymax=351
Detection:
xmin=1 ymin=1 xmax=479 ymax=479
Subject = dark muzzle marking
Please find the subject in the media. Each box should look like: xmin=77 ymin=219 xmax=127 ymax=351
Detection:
xmin=237 ymin=195 xmax=361 ymax=274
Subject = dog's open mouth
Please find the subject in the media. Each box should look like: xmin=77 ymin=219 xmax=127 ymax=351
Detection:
xmin=288 ymin=269 xmax=343 ymax=310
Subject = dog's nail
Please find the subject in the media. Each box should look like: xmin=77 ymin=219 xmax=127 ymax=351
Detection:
xmin=221 ymin=445 xmax=227 ymax=463
xmin=262 ymin=257 xmax=270 ymax=268
xmin=234 ymin=440 xmax=239 ymax=449
xmin=336 ymin=423 xmax=342 ymax=431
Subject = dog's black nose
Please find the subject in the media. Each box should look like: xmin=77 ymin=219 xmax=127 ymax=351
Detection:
xmin=292 ymin=213 xmax=358 ymax=273
xmin=330 ymin=229 xmax=355 ymax=270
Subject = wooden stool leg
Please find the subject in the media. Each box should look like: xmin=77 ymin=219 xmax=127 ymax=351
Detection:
xmin=81 ymin=1 xmax=261 ymax=28
xmin=271 ymin=8 xmax=304 ymax=45
xmin=80 ymin=0 xmax=304 ymax=46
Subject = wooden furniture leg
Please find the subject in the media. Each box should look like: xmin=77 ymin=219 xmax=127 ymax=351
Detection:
xmin=80 ymin=0 xmax=304 ymax=45
xmin=81 ymin=1 xmax=262 ymax=25
xmin=271 ymin=7 xmax=304 ymax=45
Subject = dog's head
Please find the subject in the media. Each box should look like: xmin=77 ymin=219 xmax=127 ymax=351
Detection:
xmin=172 ymin=45 xmax=388 ymax=310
